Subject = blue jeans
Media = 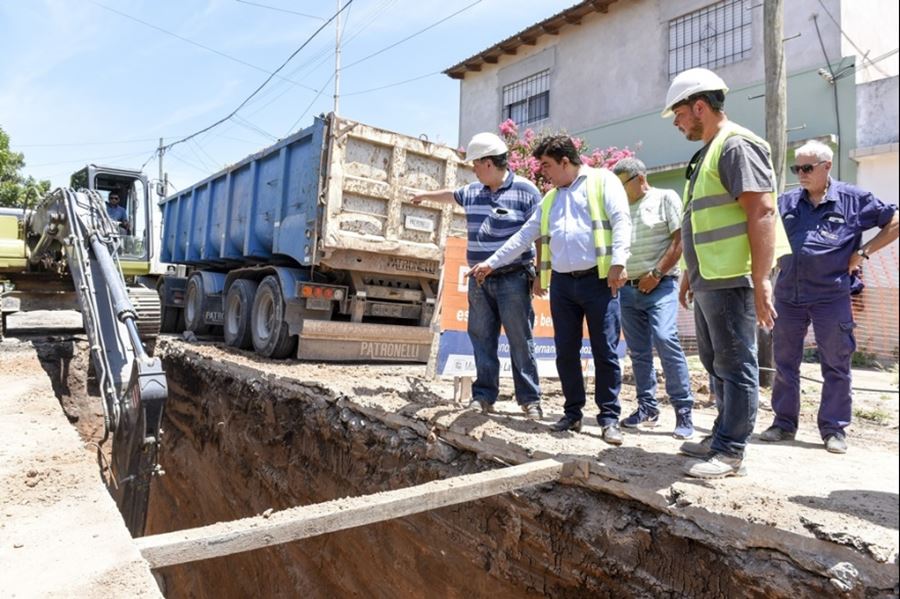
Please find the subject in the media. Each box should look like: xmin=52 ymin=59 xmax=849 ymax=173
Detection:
xmin=467 ymin=267 xmax=541 ymax=405
xmin=771 ymin=294 xmax=855 ymax=438
xmin=620 ymin=277 xmax=693 ymax=412
xmin=693 ymin=287 xmax=758 ymax=457
xmin=549 ymin=271 xmax=621 ymax=426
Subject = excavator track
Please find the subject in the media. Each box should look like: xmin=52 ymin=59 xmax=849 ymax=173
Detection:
xmin=127 ymin=287 xmax=162 ymax=340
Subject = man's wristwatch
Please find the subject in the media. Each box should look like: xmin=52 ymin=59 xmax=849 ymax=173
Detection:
xmin=856 ymin=248 xmax=870 ymax=260
xmin=649 ymin=267 xmax=664 ymax=279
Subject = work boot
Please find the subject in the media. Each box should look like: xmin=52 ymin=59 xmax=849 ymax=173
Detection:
xmin=601 ymin=424 xmax=623 ymax=446
xmin=620 ymin=407 xmax=659 ymax=429
xmin=759 ymin=425 xmax=796 ymax=443
xmin=550 ymin=417 xmax=582 ymax=433
xmin=673 ymin=407 xmax=694 ymax=440
xmin=679 ymin=435 xmax=713 ymax=458
xmin=824 ymin=432 xmax=848 ymax=454
xmin=467 ymin=398 xmax=494 ymax=414
xmin=683 ymin=453 xmax=747 ymax=479
xmin=521 ymin=401 xmax=543 ymax=421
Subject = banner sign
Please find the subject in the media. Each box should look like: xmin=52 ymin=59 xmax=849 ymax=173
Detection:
xmin=435 ymin=237 xmax=623 ymax=378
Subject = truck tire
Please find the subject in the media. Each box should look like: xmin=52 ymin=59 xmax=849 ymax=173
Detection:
xmin=184 ymin=274 xmax=211 ymax=335
xmin=224 ymin=279 xmax=258 ymax=349
xmin=251 ymin=275 xmax=296 ymax=359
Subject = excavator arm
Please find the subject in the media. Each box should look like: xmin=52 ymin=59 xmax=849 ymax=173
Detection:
xmin=28 ymin=188 xmax=167 ymax=537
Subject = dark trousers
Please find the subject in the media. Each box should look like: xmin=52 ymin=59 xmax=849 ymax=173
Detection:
xmin=771 ymin=294 xmax=855 ymax=438
xmin=549 ymin=271 xmax=621 ymax=426
xmin=693 ymin=287 xmax=759 ymax=457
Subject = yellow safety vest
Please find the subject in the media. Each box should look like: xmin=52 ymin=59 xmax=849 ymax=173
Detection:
xmin=539 ymin=168 xmax=613 ymax=289
xmin=684 ymin=121 xmax=791 ymax=280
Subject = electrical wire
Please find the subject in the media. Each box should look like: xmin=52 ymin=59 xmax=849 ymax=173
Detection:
xmin=812 ymin=14 xmax=842 ymax=179
xmin=815 ymin=0 xmax=891 ymax=79
xmin=234 ymin=0 xmax=326 ymax=20
xmin=341 ymin=0 xmax=483 ymax=70
xmin=161 ymin=1 xmax=353 ymax=153
xmin=89 ymin=0 xmax=320 ymax=93
xmin=285 ymin=72 xmax=336 ymax=137
xmin=342 ymin=70 xmax=441 ymax=96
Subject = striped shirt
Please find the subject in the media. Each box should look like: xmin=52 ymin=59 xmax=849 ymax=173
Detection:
xmin=626 ymin=187 xmax=682 ymax=278
xmin=453 ymin=170 xmax=540 ymax=267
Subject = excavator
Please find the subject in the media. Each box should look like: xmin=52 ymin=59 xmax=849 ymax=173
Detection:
xmin=0 ymin=165 xmax=167 ymax=537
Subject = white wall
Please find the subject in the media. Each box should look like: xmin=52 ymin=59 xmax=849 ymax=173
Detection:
xmin=457 ymin=0 xmax=849 ymax=144
xmin=855 ymin=150 xmax=899 ymax=206
xmin=841 ymin=0 xmax=900 ymax=83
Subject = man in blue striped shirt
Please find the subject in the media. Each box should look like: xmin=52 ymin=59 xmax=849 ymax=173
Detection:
xmin=412 ymin=132 xmax=543 ymax=419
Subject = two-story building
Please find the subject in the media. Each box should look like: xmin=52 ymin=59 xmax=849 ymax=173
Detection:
xmin=445 ymin=0 xmax=898 ymax=358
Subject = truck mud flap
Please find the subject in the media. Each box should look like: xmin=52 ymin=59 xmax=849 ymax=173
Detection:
xmin=296 ymin=320 xmax=432 ymax=362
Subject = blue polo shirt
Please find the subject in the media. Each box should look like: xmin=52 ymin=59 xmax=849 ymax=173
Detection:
xmin=775 ymin=178 xmax=896 ymax=304
xmin=453 ymin=170 xmax=540 ymax=267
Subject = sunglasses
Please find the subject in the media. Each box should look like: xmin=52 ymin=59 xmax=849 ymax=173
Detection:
xmin=789 ymin=161 xmax=826 ymax=175
xmin=619 ymin=173 xmax=639 ymax=185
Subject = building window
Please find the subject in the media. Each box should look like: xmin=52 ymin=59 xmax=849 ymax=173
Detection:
xmin=502 ymin=70 xmax=550 ymax=126
xmin=669 ymin=0 xmax=752 ymax=77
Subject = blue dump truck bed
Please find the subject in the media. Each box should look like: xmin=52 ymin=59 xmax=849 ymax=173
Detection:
xmin=157 ymin=114 xmax=476 ymax=361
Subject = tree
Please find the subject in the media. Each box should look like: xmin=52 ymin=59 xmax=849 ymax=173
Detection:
xmin=498 ymin=119 xmax=636 ymax=192
xmin=0 ymin=126 xmax=50 ymax=208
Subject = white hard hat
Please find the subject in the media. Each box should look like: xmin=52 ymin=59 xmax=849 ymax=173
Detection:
xmin=661 ymin=68 xmax=729 ymax=117
xmin=466 ymin=132 xmax=508 ymax=162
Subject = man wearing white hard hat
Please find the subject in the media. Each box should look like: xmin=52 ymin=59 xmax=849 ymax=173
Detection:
xmin=412 ymin=132 xmax=543 ymax=420
xmin=662 ymin=68 xmax=791 ymax=479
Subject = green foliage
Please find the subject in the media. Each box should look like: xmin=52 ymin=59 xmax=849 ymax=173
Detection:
xmin=850 ymin=351 xmax=881 ymax=369
xmin=0 ymin=126 xmax=50 ymax=208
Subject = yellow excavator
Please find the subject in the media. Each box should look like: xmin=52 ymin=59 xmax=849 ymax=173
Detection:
xmin=0 ymin=165 xmax=167 ymax=537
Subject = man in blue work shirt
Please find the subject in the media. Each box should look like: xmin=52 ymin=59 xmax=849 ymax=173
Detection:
xmin=106 ymin=192 xmax=130 ymax=233
xmin=761 ymin=140 xmax=898 ymax=454
xmin=468 ymin=135 xmax=632 ymax=447
xmin=412 ymin=132 xmax=543 ymax=420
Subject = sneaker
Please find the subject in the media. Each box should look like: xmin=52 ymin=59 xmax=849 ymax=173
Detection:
xmin=550 ymin=417 xmax=582 ymax=433
xmin=824 ymin=432 xmax=848 ymax=454
xmin=601 ymin=424 xmax=623 ymax=446
xmin=620 ymin=407 xmax=660 ymax=429
xmin=673 ymin=407 xmax=694 ymax=440
xmin=679 ymin=435 xmax=713 ymax=458
xmin=466 ymin=399 xmax=494 ymax=414
xmin=521 ymin=402 xmax=543 ymax=421
xmin=683 ymin=453 xmax=747 ymax=479
xmin=759 ymin=425 xmax=796 ymax=443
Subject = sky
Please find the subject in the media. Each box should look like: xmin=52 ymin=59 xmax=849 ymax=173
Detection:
xmin=1 ymin=0 xmax=576 ymax=192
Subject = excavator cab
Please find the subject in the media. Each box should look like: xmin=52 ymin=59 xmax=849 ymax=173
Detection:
xmin=71 ymin=165 xmax=152 ymax=277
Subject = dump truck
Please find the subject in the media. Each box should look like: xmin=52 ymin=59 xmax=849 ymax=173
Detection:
xmin=157 ymin=113 xmax=473 ymax=361
xmin=0 ymin=170 xmax=167 ymax=537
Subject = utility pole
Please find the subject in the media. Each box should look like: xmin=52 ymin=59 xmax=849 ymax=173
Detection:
xmin=760 ymin=0 xmax=787 ymax=387
xmin=333 ymin=0 xmax=342 ymax=115
xmin=157 ymin=138 xmax=166 ymax=200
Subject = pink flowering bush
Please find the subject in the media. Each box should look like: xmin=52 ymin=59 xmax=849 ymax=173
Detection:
xmin=498 ymin=119 xmax=636 ymax=192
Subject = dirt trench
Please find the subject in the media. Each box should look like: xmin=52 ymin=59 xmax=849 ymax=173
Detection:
xmin=140 ymin=344 xmax=876 ymax=599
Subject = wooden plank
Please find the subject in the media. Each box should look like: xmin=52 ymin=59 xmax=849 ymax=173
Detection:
xmin=136 ymin=458 xmax=570 ymax=569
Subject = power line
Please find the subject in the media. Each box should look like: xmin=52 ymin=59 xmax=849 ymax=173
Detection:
xmin=27 ymin=149 xmax=151 ymax=168
xmin=814 ymin=0 xmax=891 ymax=78
xmin=342 ymin=70 xmax=441 ymax=96
xmin=285 ymin=72 xmax=335 ymax=137
xmin=89 ymin=0 xmax=320 ymax=93
xmin=162 ymin=1 xmax=353 ymax=153
xmin=341 ymin=0 xmax=483 ymax=70
xmin=15 ymin=137 xmax=161 ymax=148
xmin=234 ymin=0 xmax=326 ymax=20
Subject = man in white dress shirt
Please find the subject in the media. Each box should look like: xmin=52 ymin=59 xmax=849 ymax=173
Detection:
xmin=468 ymin=135 xmax=632 ymax=446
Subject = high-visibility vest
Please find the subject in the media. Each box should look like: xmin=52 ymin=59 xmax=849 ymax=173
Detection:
xmin=539 ymin=168 xmax=613 ymax=289
xmin=684 ymin=121 xmax=791 ymax=280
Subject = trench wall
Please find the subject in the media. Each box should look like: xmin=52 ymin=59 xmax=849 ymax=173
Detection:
xmin=146 ymin=346 xmax=887 ymax=598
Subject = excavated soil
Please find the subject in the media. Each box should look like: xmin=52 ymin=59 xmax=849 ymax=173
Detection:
xmin=142 ymin=338 xmax=898 ymax=598
xmin=3 ymin=310 xmax=897 ymax=598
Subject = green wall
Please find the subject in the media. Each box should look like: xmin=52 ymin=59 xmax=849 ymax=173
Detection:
xmin=578 ymin=61 xmax=858 ymax=195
